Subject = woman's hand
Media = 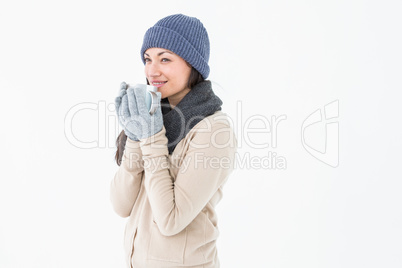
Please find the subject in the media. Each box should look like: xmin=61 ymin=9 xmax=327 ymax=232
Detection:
xmin=115 ymin=82 xmax=163 ymax=141
xmin=115 ymin=82 xmax=136 ymax=140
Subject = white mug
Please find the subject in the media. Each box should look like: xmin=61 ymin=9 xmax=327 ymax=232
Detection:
xmin=126 ymin=83 xmax=159 ymax=115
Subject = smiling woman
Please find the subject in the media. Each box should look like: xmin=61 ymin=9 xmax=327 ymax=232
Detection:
xmin=143 ymin=48 xmax=192 ymax=108
xmin=110 ymin=14 xmax=238 ymax=268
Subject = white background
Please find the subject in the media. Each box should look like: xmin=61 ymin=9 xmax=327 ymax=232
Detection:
xmin=1 ymin=0 xmax=401 ymax=267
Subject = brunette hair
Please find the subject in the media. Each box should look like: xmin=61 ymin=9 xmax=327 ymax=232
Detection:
xmin=114 ymin=67 xmax=204 ymax=166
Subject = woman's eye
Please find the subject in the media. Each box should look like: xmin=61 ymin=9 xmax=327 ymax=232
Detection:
xmin=144 ymin=58 xmax=151 ymax=62
xmin=161 ymin=58 xmax=170 ymax=62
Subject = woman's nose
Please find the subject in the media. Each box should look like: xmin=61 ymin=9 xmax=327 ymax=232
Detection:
xmin=146 ymin=63 xmax=161 ymax=77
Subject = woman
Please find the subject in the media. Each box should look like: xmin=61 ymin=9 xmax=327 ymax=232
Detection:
xmin=110 ymin=14 xmax=237 ymax=268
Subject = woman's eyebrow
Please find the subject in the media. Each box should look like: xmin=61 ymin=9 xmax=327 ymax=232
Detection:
xmin=144 ymin=51 xmax=173 ymax=57
xmin=158 ymin=51 xmax=173 ymax=56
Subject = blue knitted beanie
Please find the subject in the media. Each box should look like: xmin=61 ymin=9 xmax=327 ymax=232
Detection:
xmin=140 ymin=14 xmax=210 ymax=79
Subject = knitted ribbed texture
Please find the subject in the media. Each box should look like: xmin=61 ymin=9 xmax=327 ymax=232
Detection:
xmin=140 ymin=14 xmax=210 ymax=79
xmin=161 ymin=80 xmax=222 ymax=154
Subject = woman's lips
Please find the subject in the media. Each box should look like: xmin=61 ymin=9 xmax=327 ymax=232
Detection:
xmin=151 ymin=81 xmax=167 ymax=88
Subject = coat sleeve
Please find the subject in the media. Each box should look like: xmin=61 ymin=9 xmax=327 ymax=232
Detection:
xmin=139 ymin=122 xmax=237 ymax=236
xmin=110 ymin=138 xmax=144 ymax=218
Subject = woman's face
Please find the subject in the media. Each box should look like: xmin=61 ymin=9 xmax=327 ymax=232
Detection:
xmin=144 ymin=47 xmax=192 ymax=106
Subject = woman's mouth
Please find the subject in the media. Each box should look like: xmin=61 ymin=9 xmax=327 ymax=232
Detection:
xmin=152 ymin=81 xmax=167 ymax=88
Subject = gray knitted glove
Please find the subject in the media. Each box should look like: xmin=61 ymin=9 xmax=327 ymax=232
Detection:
xmin=117 ymin=84 xmax=163 ymax=141
xmin=115 ymin=82 xmax=139 ymax=140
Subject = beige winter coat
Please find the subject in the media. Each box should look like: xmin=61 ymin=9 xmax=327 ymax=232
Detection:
xmin=110 ymin=111 xmax=237 ymax=268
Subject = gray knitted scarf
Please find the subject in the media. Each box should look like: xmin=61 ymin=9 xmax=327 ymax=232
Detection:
xmin=161 ymin=80 xmax=222 ymax=154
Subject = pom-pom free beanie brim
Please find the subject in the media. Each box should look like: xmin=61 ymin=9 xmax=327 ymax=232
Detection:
xmin=140 ymin=14 xmax=210 ymax=79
